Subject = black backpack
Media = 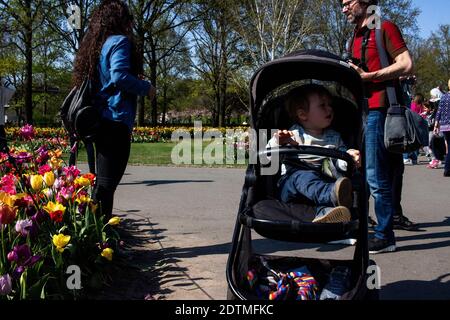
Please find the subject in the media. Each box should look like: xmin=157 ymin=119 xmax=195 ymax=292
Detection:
xmin=60 ymin=78 xmax=102 ymax=142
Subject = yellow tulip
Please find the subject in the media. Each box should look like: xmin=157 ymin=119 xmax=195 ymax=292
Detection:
xmin=43 ymin=201 xmax=66 ymax=214
xmin=30 ymin=175 xmax=43 ymax=191
xmin=74 ymin=177 xmax=91 ymax=187
xmin=50 ymin=157 xmax=63 ymax=170
xmin=101 ymin=248 xmax=114 ymax=261
xmin=75 ymin=195 xmax=92 ymax=204
xmin=0 ymin=192 xmax=14 ymax=207
xmin=43 ymin=171 xmax=55 ymax=187
xmin=52 ymin=234 xmax=71 ymax=253
xmin=107 ymin=217 xmax=121 ymax=226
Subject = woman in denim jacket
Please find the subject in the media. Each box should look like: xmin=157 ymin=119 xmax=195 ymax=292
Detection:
xmin=73 ymin=0 xmax=156 ymax=219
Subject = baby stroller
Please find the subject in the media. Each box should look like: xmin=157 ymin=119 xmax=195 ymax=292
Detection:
xmin=226 ymin=50 xmax=378 ymax=300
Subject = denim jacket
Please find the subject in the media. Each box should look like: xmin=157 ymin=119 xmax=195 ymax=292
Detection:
xmin=97 ymin=35 xmax=151 ymax=132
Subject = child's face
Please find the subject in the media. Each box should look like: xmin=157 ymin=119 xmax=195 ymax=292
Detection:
xmin=297 ymin=93 xmax=334 ymax=131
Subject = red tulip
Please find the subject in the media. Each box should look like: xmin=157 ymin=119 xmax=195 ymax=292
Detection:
xmin=0 ymin=205 xmax=16 ymax=225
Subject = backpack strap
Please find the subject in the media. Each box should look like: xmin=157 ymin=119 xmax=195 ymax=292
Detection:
xmin=359 ymin=28 xmax=371 ymax=72
xmin=375 ymin=25 xmax=400 ymax=108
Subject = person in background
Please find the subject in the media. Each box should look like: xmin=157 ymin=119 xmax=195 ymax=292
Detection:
xmin=403 ymin=93 xmax=424 ymax=165
xmin=434 ymin=79 xmax=450 ymax=177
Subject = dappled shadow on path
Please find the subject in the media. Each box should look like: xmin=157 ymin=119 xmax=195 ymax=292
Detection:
xmin=93 ymin=216 xmax=180 ymax=300
xmin=382 ymin=274 xmax=450 ymax=300
xmin=120 ymin=179 xmax=214 ymax=187
xmin=94 ymin=214 xmax=213 ymax=300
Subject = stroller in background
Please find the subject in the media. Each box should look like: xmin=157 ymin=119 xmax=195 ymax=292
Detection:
xmin=226 ymin=50 xmax=378 ymax=300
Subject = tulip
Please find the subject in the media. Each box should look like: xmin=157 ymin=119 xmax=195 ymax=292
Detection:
xmin=38 ymin=164 xmax=52 ymax=175
xmin=53 ymin=177 xmax=64 ymax=190
xmin=0 ymin=274 xmax=12 ymax=296
xmin=43 ymin=201 xmax=66 ymax=215
xmin=7 ymin=251 xmax=18 ymax=262
xmin=43 ymin=171 xmax=55 ymax=187
xmin=52 ymin=234 xmax=71 ymax=253
xmin=15 ymin=219 xmax=33 ymax=237
xmin=107 ymin=217 xmax=121 ymax=226
xmin=0 ymin=191 xmax=14 ymax=207
xmin=7 ymin=244 xmax=40 ymax=267
xmin=42 ymin=188 xmax=54 ymax=198
xmin=74 ymin=177 xmax=90 ymax=187
xmin=101 ymin=248 xmax=114 ymax=261
xmin=0 ymin=205 xmax=16 ymax=225
xmin=30 ymin=175 xmax=43 ymax=191
xmin=19 ymin=124 xmax=35 ymax=140
xmin=43 ymin=201 xmax=66 ymax=223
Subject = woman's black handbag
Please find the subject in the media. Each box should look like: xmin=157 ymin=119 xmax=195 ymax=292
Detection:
xmin=60 ymin=78 xmax=102 ymax=141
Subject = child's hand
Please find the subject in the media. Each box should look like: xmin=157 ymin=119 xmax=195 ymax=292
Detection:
xmin=274 ymin=130 xmax=298 ymax=146
xmin=347 ymin=149 xmax=361 ymax=168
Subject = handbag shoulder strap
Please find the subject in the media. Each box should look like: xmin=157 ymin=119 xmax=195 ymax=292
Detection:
xmin=375 ymin=23 xmax=400 ymax=108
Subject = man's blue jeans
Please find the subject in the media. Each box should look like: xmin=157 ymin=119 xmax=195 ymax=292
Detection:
xmin=279 ymin=170 xmax=334 ymax=211
xmin=366 ymin=110 xmax=395 ymax=243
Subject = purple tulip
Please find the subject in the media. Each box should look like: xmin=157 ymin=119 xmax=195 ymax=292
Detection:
xmin=8 ymin=244 xmax=41 ymax=267
xmin=7 ymin=251 xmax=18 ymax=262
xmin=19 ymin=124 xmax=35 ymax=140
xmin=32 ymin=210 xmax=47 ymax=224
xmin=0 ymin=274 xmax=12 ymax=296
xmin=15 ymin=219 xmax=33 ymax=237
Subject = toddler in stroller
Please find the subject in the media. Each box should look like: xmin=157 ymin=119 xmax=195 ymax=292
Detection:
xmin=267 ymin=84 xmax=361 ymax=223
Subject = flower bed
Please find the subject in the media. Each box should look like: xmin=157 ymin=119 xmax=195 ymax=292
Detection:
xmin=6 ymin=126 xmax=251 ymax=144
xmin=0 ymin=125 xmax=121 ymax=299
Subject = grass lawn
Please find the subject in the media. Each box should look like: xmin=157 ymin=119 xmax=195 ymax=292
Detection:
xmin=75 ymin=141 xmax=248 ymax=167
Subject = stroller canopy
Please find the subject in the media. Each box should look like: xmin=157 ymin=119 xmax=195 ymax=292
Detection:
xmin=249 ymin=50 xmax=365 ymax=125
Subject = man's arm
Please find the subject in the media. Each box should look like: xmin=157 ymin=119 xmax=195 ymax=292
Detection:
xmin=349 ymin=50 xmax=414 ymax=82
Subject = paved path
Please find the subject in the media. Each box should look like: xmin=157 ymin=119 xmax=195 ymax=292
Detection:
xmin=111 ymin=162 xmax=450 ymax=300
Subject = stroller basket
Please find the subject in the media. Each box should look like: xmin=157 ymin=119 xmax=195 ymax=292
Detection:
xmin=240 ymin=206 xmax=359 ymax=243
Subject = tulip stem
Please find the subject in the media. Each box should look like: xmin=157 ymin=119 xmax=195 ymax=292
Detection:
xmin=1 ymin=226 xmax=5 ymax=269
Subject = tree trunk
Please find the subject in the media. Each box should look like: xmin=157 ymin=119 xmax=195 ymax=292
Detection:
xmin=24 ymin=0 xmax=33 ymax=124
xmin=136 ymin=25 xmax=145 ymax=126
xmin=162 ymin=82 xmax=168 ymax=125
xmin=150 ymin=53 xmax=158 ymax=126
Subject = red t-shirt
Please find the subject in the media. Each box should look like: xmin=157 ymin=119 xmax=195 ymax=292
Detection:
xmin=351 ymin=21 xmax=408 ymax=109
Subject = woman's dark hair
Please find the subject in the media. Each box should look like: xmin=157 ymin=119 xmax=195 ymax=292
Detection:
xmin=285 ymin=84 xmax=333 ymax=120
xmin=72 ymin=0 xmax=141 ymax=87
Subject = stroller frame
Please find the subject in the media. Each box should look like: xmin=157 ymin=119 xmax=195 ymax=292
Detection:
xmin=226 ymin=50 xmax=378 ymax=301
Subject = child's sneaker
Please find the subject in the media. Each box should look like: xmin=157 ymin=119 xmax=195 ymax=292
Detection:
xmin=330 ymin=177 xmax=352 ymax=209
xmin=313 ymin=206 xmax=351 ymax=223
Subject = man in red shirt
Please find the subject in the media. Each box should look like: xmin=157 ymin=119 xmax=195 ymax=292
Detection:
xmin=342 ymin=0 xmax=415 ymax=253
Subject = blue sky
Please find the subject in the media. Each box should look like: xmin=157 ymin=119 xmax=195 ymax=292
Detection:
xmin=412 ymin=0 xmax=449 ymax=38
